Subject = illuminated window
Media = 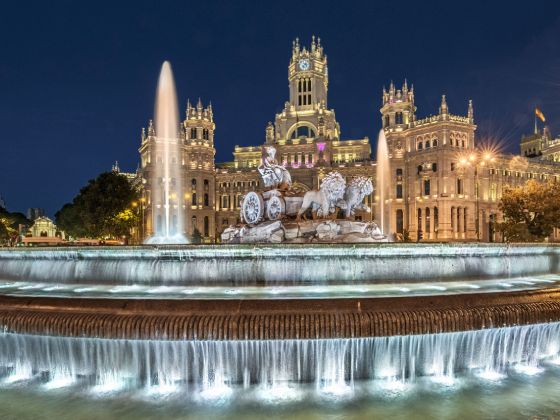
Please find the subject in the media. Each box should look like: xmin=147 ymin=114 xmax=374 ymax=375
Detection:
xmin=424 ymin=179 xmax=430 ymax=196
xmin=396 ymin=184 xmax=403 ymax=199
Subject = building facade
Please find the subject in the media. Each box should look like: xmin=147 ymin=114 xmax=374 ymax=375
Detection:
xmin=138 ymin=38 xmax=560 ymax=243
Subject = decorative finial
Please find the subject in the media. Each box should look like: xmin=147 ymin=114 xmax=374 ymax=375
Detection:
xmin=439 ymin=94 xmax=448 ymax=115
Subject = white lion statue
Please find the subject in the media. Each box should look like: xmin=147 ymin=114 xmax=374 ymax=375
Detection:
xmin=296 ymin=172 xmax=346 ymax=220
xmin=342 ymin=176 xmax=373 ymax=219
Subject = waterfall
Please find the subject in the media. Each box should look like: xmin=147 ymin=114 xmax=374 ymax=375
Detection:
xmin=0 ymin=322 xmax=558 ymax=395
xmin=0 ymin=245 xmax=558 ymax=286
xmin=146 ymin=62 xmax=188 ymax=244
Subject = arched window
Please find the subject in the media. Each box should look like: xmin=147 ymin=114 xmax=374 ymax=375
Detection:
xmin=204 ymin=216 xmax=209 ymax=237
xmin=191 ymin=178 xmax=197 ymax=187
xmin=291 ymin=125 xmax=316 ymax=139
xmin=191 ymin=193 xmax=197 ymax=206
xmin=396 ymin=184 xmax=403 ymax=199
xmin=191 ymin=216 xmax=197 ymax=230
xmin=417 ymin=208 xmax=422 ymax=237
xmin=457 ymin=179 xmax=464 ymax=195
xmin=434 ymin=207 xmax=439 ymax=231
xmin=451 ymin=207 xmax=455 ymax=232
xmin=396 ymin=168 xmax=403 ymax=177
xmin=432 ymin=138 xmax=438 ymax=147
xmin=395 ymin=112 xmax=403 ymax=125
xmin=425 ymin=141 xmax=430 ymax=149
xmin=424 ymin=179 xmax=431 ymax=196
xmin=190 ymin=128 xmax=197 ymax=139
xmin=432 ymin=163 xmax=437 ymax=172
xmin=202 ymin=129 xmax=209 ymax=140
xmin=425 ymin=208 xmax=431 ymax=234
xmin=417 ymin=142 xmax=423 ymax=151
xmin=396 ymin=209 xmax=404 ymax=234
xmin=204 ymin=193 xmax=209 ymax=206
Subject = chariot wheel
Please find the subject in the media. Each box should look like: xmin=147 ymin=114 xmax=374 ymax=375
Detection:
xmin=242 ymin=191 xmax=264 ymax=225
xmin=266 ymin=195 xmax=285 ymax=221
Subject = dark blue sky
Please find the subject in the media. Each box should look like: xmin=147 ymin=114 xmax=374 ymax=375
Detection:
xmin=1 ymin=1 xmax=560 ymax=216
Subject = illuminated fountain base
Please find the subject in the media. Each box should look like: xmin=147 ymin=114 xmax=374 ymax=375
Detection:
xmin=1 ymin=322 xmax=558 ymax=396
xmin=0 ymin=243 xmax=559 ymax=410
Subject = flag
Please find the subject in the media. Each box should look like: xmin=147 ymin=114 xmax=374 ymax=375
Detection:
xmin=535 ymin=108 xmax=546 ymax=122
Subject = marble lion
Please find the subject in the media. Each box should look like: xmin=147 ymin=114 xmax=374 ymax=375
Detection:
xmin=342 ymin=176 xmax=373 ymax=218
xmin=296 ymin=172 xmax=346 ymax=220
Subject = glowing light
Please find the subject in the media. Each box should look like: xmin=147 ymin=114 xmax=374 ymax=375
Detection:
xmin=429 ymin=375 xmax=456 ymax=387
xmin=476 ymin=370 xmax=506 ymax=381
xmin=3 ymin=367 xmax=33 ymax=384
xmin=377 ymin=379 xmax=410 ymax=394
xmin=198 ymin=383 xmax=233 ymax=401
xmin=43 ymin=376 xmax=74 ymax=390
xmin=91 ymin=379 xmax=126 ymax=394
xmin=319 ymin=383 xmax=353 ymax=398
xmin=144 ymin=383 xmax=179 ymax=396
xmin=377 ymin=367 xmax=398 ymax=378
xmin=514 ymin=364 xmax=543 ymax=376
xmin=256 ymin=385 xmax=302 ymax=402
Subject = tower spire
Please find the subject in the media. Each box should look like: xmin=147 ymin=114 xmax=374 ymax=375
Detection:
xmin=468 ymin=99 xmax=474 ymax=123
xmin=439 ymin=94 xmax=448 ymax=115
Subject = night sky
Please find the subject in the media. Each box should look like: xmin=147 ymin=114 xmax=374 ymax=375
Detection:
xmin=1 ymin=1 xmax=560 ymax=216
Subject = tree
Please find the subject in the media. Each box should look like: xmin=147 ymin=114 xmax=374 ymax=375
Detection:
xmin=0 ymin=208 xmax=31 ymax=246
xmin=190 ymin=228 xmax=203 ymax=244
xmin=498 ymin=180 xmax=560 ymax=242
xmin=56 ymin=172 xmax=139 ymax=239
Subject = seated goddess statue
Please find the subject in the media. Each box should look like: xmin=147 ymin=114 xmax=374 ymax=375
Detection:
xmin=258 ymin=146 xmax=292 ymax=190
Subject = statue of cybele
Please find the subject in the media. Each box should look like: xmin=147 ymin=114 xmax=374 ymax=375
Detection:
xmin=258 ymin=146 xmax=292 ymax=190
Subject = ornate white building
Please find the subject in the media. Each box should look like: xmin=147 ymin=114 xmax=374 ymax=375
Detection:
xmin=138 ymin=37 xmax=560 ymax=242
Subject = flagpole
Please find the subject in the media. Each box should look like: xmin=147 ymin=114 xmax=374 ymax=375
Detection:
xmin=534 ymin=112 xmax=538 ymax=134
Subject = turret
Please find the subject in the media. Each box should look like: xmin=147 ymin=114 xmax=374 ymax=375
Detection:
xmin=380 ymin=80 xmax=416 ymax=130
xmin=288 ymin=36 xmax=328 ymax=109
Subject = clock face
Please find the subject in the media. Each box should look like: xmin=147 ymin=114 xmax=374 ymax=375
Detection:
xmin=298 ymin=59 xmax=310 ymax=71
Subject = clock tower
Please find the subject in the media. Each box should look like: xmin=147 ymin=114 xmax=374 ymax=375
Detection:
xmin=288 ymin=36 xmax=328 ymax=109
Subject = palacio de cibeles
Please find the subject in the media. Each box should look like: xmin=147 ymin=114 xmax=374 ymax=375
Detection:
xmin=3 ymin=5 xmax=560 ymax=418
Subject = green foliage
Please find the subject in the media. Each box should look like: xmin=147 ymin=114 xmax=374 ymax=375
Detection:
xmin=0 ymin=208 xmax=31 ymax=246
xmin=55 ymin=172 xmax=139 ymax=239
xmin=396 ymin=228 xmax=411 ymax=243
xmin=498 ymin=180 xmax=560 ymax=242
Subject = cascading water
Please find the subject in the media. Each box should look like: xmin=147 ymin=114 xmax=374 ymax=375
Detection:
xmin=0 ymin=322 xmax=559 ymax=397
xmin=375 ymin=129 xmax=390 ymax=235
xmin=146 ymin=62 xmax=187 ymax=244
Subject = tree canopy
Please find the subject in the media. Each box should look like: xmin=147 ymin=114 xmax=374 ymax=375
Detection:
xmin=499 ymin=180 xmax=560 ymax=242
xmin=55 ymin=172 xmax=139 ymax=239
xmin=0 ymin=207 xmax=31 ymax=246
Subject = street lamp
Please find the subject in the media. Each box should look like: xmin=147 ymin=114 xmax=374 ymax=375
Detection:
xmin=139 ymin=197 xmax=146 ymax=243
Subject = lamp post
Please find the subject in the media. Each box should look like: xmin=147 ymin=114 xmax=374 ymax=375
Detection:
xmin=140 ymin=197 xmax=146 ymax=243
xmin=131 ymin=201 xmax=139 ymax=244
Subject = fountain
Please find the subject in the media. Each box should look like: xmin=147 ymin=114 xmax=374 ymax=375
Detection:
xmin=376 ymin=128 xmax=390 ymax=235
xmin=0 ymin=66 xmax=560 ymax=419
xmin=145 ymin=61 xmax=187 ymax=244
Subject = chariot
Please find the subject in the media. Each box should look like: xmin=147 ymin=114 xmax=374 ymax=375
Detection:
xmin=241 ymin=189 xmax=304 ymax=225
